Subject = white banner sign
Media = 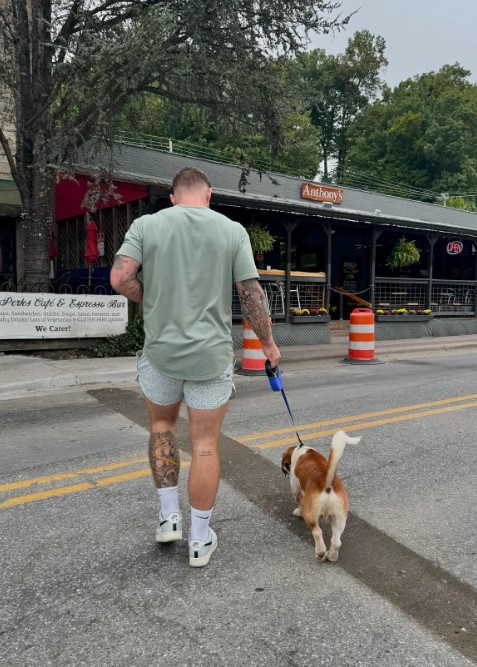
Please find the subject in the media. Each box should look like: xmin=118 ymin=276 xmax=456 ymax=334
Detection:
xmin=0 ymin=292 xmax=128 ymax=339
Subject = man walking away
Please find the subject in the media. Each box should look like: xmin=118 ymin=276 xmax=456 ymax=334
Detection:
xmin=111 ymin=167 xmax=280 ymax=567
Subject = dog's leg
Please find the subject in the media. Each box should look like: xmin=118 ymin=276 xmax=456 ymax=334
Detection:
xmin=324 ymin=512 xmax=346 ymax=562
xmin=292 ymin=491 xmax=303 ymax=517
xmin=302 ymin=502 xmax=326 ymax=558
xmin=309 ymin=521 xmax=326 ymax=559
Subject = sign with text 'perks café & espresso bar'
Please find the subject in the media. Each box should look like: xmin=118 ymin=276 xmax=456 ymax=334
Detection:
xmin=0 ymin=292 xmax=128 ymax=339
xmin=301 ymin=182 xmax=344 ymax=205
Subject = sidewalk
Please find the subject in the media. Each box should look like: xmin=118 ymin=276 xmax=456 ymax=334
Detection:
xmin=1 ymin=334 xmax=477 ymax=398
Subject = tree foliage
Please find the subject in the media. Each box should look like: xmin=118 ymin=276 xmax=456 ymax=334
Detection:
xmin=0 ymin=0 xmax=350 ymax=285
xmin=344 ymin=65 xmax=477 ymax=199
xmin=291 ymin=30 xmax=387 ymax=180
xmin=447 ymin=196 xmax=477 ymax=211
xmin=116 ymin=67 xmax=322 ymax=178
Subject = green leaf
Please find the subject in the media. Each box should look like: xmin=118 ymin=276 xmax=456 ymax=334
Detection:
xmin=246 ymin=224 xmax=275 ymax=254
xmin=386 ymin=239 xmax=421 ymax=270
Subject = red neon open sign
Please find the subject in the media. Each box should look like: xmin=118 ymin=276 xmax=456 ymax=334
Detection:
xmin=446 ymin=241 xmax=463 ymax=255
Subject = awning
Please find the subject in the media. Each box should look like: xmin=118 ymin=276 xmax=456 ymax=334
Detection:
xmin=0 ymin=179 xmax=21 ymax=217
xmin=55 ymin=174 xmax=148 ymax=220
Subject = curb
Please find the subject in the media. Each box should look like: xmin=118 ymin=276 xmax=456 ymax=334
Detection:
xmin=1 ymin=339 xmax=477 ymax=398
xmin=0 ymin=369 xmax=136 ymax=397
xmin=235 ymin=340 xmax=477 ymax=364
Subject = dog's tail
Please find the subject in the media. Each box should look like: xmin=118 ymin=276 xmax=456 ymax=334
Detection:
xmin=324 ymin=431 xmax=361 ymax=488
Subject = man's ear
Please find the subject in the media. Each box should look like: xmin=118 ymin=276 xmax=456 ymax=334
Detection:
xmin=170 ymin=194 xmax=176 ymax=205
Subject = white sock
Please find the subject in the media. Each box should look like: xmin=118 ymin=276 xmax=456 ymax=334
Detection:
xmin=190 ymin=506 xmax=213 ymax=542
xmin=157 ymin=486 xmax=180 ymax=518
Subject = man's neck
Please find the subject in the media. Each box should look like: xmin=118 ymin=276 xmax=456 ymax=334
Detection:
xmin=175 ymin=201 xmax=209 ymax=207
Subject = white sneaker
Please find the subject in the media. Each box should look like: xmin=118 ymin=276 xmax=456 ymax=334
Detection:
xmin=188 ymin=528 xmax=218 ymax=567
xmin=156 ymin=512 xmax=183 ymax=543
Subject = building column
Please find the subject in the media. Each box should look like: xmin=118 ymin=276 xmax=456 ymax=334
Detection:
xmin=15 ymin=218 xmax=25 ymax=285
xmin=281 ymin=221 xmax=297 ymax=323
xmin=369 ymin=227 xmax=382 ymax=309
xmin=321 ymin=223 xmax=332 ymax=312
xmin=426 ymin=234 xmax=438 ymax=310
xmin=474 ymin=240 xmax=477 ymax=318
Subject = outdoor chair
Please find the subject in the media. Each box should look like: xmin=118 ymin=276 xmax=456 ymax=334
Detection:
xmin=265 ymin=282 xmax=285 ymax=317
xmin=289 ymin=284 xmax=301 ymax=311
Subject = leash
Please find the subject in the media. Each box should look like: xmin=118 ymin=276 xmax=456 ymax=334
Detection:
xmin=265 ymin=360 xmax=305 ymax=448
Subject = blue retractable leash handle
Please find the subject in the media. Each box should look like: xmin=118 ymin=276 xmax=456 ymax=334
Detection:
xmin=265 ymin=360 xmax=305 ymax=448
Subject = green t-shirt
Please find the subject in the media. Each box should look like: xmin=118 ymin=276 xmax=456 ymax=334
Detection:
xmin=116 ymin=205 xmax=258 ymax=380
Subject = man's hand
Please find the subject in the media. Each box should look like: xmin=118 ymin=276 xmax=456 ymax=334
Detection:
xmin=262 ymin=339 xmax=281 ymax=368
xmin=110 ymin=255 xmax=143 ymax=303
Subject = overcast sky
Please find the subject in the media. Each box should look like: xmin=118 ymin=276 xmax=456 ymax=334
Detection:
xmin=309 ymin=0 xmax=477 ymax=87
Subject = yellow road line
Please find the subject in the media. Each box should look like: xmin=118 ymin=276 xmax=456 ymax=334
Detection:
xmin=0 ymin=462 xmax=191 ymax=509
xmin=4 ymin=394 xmax=477 ymax=507
xmin=0 ymin=456 xmax=149 ymax=493
xmin=95 ymin=469 xmax=151 ymax=487
xmin=255 ymin=400 xmax=477 ymax=449
xmin=1 ymin=483 xmax=93 ymax=508
xmin=240 ymin=393 xmax=477 ymax=443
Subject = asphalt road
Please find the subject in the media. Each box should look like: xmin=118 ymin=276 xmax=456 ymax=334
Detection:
xmin=1 ymin=350 xmax=476 ymax=666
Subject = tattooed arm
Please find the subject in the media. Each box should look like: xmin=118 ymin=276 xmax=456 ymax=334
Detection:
xmin=235 ymin=278 xmax=281 ymax=367
xmin=110 ymin=255 xmax=143 ymax=303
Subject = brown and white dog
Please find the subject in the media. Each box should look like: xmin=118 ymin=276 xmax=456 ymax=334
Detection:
xmin=281 ymin=431 xmax=360 ymax=562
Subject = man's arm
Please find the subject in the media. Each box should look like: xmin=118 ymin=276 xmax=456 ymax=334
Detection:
xmin=235 ymin=278 xmax=280 ymax=367
xmin=110 ymin=255 xmax=143 ymax=303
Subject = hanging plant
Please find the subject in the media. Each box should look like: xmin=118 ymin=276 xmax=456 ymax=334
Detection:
xmin=246 ymin=224 xmax=275 ymax=254
xmin=386 ymin=238 xmax=421 ymax=270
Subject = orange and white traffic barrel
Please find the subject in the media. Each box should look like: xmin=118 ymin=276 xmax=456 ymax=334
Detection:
xmin=236 ymin=320 xmax=267 ymax=375
xmin=343 ymin=308 xmax=382 ymax=365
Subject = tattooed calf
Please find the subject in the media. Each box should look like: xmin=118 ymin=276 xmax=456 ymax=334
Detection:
xmin=149 ymin=431 xmax=180 ymax=488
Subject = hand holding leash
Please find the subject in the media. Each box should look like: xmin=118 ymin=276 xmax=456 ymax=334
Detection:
xmin=265 ymin=360 xmax=304 ymax=448
xmin=265 ymin=360 xmax=283 ymax=391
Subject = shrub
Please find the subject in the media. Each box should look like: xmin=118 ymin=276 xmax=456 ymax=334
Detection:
xmin=95 ymin=315 xmax=145 ymax=357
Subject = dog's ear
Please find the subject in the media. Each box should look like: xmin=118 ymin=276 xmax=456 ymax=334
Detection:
xmin=281 ymin=448 xmax=293 ymax=476
xmin=282 ymin=460 xmax=290 ymax=476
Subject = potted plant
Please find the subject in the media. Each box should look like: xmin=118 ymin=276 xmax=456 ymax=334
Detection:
xmin=246 ymin=224 xmax=275 ymax=257
xmin=290 ymin=307 xmax=330 ymax=323
xmin=375 ymin=308 xmax=433 ymax=322
xmin=387 ymin=238 xmax=421 ymax=271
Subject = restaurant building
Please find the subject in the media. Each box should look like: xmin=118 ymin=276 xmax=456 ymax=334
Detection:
xmin=19 ymin=140 xmax=477 ymax=342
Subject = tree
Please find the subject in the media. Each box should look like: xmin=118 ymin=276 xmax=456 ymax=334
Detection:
xmin=447 ymin=196 xmax=476 ymax=211
xmin=116 ymin=60 xmax=322 ymax=179
xmin=0 ymin=0 xmax=350 ymax=287
xmin=293 ymin=30 xmax=387 ymax=180
xmin=344 ymin=65 xmax=477 ymax=199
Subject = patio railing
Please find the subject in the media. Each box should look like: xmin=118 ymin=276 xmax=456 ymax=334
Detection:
xmin=374 ymin=278 xmax=476 ymax=316
xmin=232 ymin=279 xmax=326 ymax=320
xmin=0 ymin=273 xmax=116 ymax=296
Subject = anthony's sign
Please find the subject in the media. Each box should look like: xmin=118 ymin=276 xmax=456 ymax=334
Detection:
xmin=301 ymin=182 xmax=344 ymax=205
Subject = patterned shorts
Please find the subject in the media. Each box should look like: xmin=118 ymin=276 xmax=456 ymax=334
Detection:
xmin=136 ymin=351 xmax=235 ymax=410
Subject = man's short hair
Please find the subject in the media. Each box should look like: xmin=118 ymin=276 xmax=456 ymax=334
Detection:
xmin=172 ymin=167 xmax=211 ymax=192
